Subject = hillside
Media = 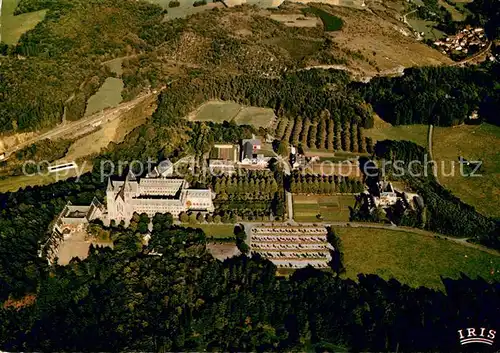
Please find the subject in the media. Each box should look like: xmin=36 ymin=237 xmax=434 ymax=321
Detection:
xmin=0 ymin=0 xmax=452 ymax=137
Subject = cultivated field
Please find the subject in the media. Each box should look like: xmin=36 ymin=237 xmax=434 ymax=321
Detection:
xmin=335 ymin=227 xmax=500 ymax=289
xmin=293 ymin=194 xmax=355 ymax=222
xmin=432 ymin=123 xmax=500 ymax=218
xmin=190 ymin=101 xmax=275 ymax=128
xmin=1 ymin=0 xmax=47 ymax=45
xmin=305 ymin=161 xmax=362 ymax=178
xmin=84 ymin=78 xmax=124 ymax=116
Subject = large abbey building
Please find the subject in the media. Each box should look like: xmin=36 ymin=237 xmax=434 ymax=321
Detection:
xmin=106 ymin=160 xmax=214 ymax=224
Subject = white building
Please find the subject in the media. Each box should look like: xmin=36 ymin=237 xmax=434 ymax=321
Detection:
xmin=106 ymin=167 xmax=214 ymax=225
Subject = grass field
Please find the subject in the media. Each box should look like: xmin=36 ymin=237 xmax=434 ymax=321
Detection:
xmin=336 ymin=227 xmax=500 ymax=289
xmin=303 ymin=7 xmax=343 ymax=32
xmin=364 ymin=124 xmax=429 ymax=147
xmin=84 ymin=78 xmax=124 ymax=116
xmin=438 ymin=0 xmax=465 ymax=21
xmin=190 ymin=101 xmax=275 ymax=128
xmin=233 ymin=107 xmax=275 ymax=128
xmin=432 ymin=123 xmax=500 ymax=218
xmin=267 ymin=37 xmax=323 ymax=61
xmin=104 ymin=58 xmax=124 ymax=76
xmin=192 ymin=101 xmax=242 ymax=123
xmin=185 ymin=224 xmax=236 ymax=240
xmin=293 ymin=194 xmax=355 ymax=222
xmin=407 ymin=18 xmax=446 ymax=40
xmin=1 ymin=0 xmax=47 ymax=45
xmin=0 ymin=163 xmax=92 ymax=193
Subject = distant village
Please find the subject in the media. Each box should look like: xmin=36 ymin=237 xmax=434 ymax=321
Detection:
xmin=432 ymin=26 xmax=489 ymax=58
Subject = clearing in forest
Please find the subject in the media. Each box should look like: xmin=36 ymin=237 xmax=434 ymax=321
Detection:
xmin=1 ymin=0 xmax=47 ymax=45
xmin=432 ymin=123 xmax=500 ymax=218
xmin=293 ymin=194 xmax=355 ymax=222
xmin=57 ymin=231 xmax=113 ymax=265
xmin=336 ymin=227 xmax=500 ymax=289
xmin=84 ymin=78 xmax=124 ymax=116
xmin=364 ymin=124 xmax=429 ymax=147
xmin=190 ymin=101 xmax=275 ymax=128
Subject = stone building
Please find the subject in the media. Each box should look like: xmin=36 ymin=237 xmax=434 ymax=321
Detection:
xmin=106 ymin=168 xmax=214 ymax=225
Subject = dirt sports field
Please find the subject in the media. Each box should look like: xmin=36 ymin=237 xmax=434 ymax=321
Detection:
xmin=57 ymin=231 xmax=112 ymax=265
xmin=293 ymin=194 xmax=355 ymax=222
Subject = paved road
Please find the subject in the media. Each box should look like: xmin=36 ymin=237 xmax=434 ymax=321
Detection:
xmin=427 ymin=124 xmax=439 ymax=182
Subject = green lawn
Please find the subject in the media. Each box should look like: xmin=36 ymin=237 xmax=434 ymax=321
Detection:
xmin=433 ymin=123 xmax=500 ymax=218
xmin=293 ymin=195 xmax=355 ymax=222
xmin=407 ymin=18 xmax=446 ymax=40
xmin=192 ymin=101 xmax=242 ymax=123
xmin=191 ymin=101 xmax=276 ymax=128
xmin=336 ymin=227 xmax=500 ymax=290
xmin=183 ymin=224 xmax=236 ymax=240
xmin=364 ymin=124 xmax=429 ymax=147
xmin=233 ymin=107 xmax=275 ymax=128
xmin=1 ymin=0 xmax=47 ymax=45
xmin=84 ymin=77 xmax=124 ymax=116
xmin=0 ymin=164 xmax=92 ymax=193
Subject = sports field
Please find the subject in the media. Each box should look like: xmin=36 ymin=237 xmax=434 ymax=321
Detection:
xmin=336 ymin=227 xmax=500 ymax=289
xmin=293 ymin=194 xmax=355 ymax=222
xmin=233 ymin=107 xmax=275 ymax=128
xmin=432 ymin=123 xmax=500 ymax=218
xmin=84 ymin=78 xmax=124 ymax=116
xmin=1 ymin=0 xmax=47 ymax=45
xmin=190 ymin=101 xmax=275 ymax=128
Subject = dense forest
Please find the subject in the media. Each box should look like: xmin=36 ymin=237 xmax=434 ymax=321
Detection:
xmin=0 ymin=0 xmax=171 ymax=132
xmin=1 ymin=216 xmax=499 ymax=351
xmin=357 ymin=64 xmax=500 ymax=126
xmin=465 ymin=0 xmax=500 ymax=39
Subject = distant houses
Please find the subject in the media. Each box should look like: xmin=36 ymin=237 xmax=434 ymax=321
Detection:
xmin=433 ymin=27 xmax=488 ymax=58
